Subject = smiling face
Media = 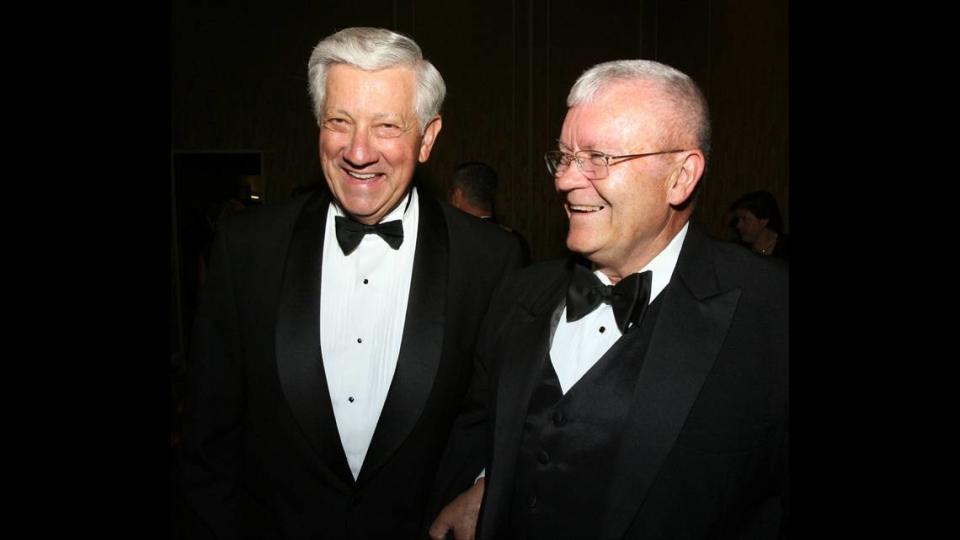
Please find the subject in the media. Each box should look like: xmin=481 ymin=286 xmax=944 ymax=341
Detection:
xmin=554 ymin=80 xmax=704 ymax=279
xmin=319 ymin=64 xmax=442 ymax=224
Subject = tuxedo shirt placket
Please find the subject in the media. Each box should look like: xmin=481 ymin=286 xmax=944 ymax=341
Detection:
xmin=319 ymin=189 xmax=419 ymax=480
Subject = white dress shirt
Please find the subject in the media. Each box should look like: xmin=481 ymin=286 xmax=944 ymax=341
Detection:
xmin=319 ymin=187 xmax=420 ymax=480
xmin=550 ymin=223 xmax=688 ymax=394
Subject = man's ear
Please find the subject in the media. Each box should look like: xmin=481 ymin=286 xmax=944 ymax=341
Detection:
xmin=667 ymin=150 xmax=705 ymax=206
xmin=418 ymin=116 xmax=443 ymax=163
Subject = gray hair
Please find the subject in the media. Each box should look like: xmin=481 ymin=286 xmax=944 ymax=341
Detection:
xmin=567 ymin=59 xmax=711 ymax=161
xmin=307 ymin=27 xmax=446 ymax=133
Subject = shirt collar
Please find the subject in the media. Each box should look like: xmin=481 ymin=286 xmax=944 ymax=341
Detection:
xmin=331 ymin=186 xmax=418 ymax=225
xmin=593 ymin=222 xmax=688 ymax=304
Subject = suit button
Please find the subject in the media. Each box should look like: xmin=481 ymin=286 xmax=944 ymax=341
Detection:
xmin=527 ymin=494 xmax=537 ymax=508
xmin=351 ymin=493 xmax=363 ymax=506
xmin=552 ymin=410 xmax=566 ymax=425
xmin=537 ymin=450 xmax=550 ymax=465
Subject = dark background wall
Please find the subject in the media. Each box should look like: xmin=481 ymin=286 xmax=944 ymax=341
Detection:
xmin=172 ymin=0 xmax=788 ymax=248
xmin=170 ymin=0 xmax=788 ymax=360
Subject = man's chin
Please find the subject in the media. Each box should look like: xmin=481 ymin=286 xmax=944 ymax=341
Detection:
xmin=566 ymin=230 xmax=599 ymax=251
xmin=336 ymin=199 xmax=383 ymax=224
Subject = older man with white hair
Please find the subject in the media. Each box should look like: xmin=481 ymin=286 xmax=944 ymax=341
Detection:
xmin=178 ymin=27 xmax=524 ymax=539
xmin=430 ymin=59 xmax=788 ymax=540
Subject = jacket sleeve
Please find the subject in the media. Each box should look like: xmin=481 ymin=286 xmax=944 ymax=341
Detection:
xmin=423 ymin=266 xmax=520 ymax=530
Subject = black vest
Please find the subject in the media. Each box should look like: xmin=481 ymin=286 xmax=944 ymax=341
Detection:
xmin=508 ymin=294 xmax=664 ymax=540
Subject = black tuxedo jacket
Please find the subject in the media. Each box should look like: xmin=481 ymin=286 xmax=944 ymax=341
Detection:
xmin=432 ymin=224 xmax=788 ymax=539
xmin=177 ymin=189 xmax=524 ymax=539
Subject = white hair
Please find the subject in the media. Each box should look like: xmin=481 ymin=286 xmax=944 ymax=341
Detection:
xmin=307 ymin=27 xmax=446 ymax=133
xmin=567 ymin=59 xmax=711 ymax=160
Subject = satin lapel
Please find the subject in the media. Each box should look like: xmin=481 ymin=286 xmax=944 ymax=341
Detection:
xmin=274 ymin=194 xmax=354 ymax=489
xmin=598 ymin=227 xmax=741 ymax=539
xmin=356 ymin=194 xmax=448 ymax=485
xmin=483 ymin=266 xmax=570 ymax=532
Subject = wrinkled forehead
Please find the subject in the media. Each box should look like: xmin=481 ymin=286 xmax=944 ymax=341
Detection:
xmin=324 ymin=64 xmax=417 ymax=106
xmin=559 ymin=81 xmax=675 ymax=150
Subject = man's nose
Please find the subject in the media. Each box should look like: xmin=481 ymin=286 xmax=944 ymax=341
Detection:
xmin=344 ymin=127 xmax=377 ymax=167
xmin=554 ymin=160 xmax=591 ymax=192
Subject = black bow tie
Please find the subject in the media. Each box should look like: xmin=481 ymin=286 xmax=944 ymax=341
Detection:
xmin=566 ymin=265 xmax=652 ymax=334
xmin=334 ymin=216 xmax=404 ymax=255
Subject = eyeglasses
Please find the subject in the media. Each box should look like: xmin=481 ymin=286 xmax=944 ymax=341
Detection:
xmin=544 ymin=148 xmax=689 ymax=180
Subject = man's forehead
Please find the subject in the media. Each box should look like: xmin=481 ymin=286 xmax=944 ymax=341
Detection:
xmin=579 ymin=80 xmax=672 ymax=119
xmin=322 ymin=64 xmax=417 ymax=116
xmin=561 ymin=98 xmax=665 ymax=149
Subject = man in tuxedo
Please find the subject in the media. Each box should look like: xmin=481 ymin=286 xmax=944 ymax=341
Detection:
xmin=429 ymin=59 xmax=788 ymax=539
xmin=447 ymin=161 xmax=531 ymax=264
xmin=177 ymin=27 xmax=524 ymax=539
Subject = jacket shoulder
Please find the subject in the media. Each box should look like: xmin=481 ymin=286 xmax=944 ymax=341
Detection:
xmin=703 ymin=234 xmax=788 ymax=292
xmin=441 ymin=203 xmax=519 ymax=246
